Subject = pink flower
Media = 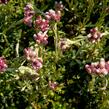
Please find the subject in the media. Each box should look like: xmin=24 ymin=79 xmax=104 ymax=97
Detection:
xmin=33 ymin=31 xmax=48 ymax=45
xmin=0 ymin=57 xmax=7 ymax=72
xmin=85 ymin=64 xmax=92 ymax=74
xmin=24 ymin=48 xmax=43 ymax=71
xmin=23 ymin=3 xmax=34 ymax=27
xmin=85 ymin=58 xmax=109 ymax=75
xmin=49 ymin=81 xmax=58 ymax=91
xmin=32 ymin=58 xmax=43 ymax=71
xmin=87 ymin=27 xmax=103 ymax=43
xmin=45 ymin=9 xmax=61 ymax=22
xmin=24 ymin=3 xmax=34 ymax=17
xmin=55 ymin=1 xmax=64 ymax=11
xmin=34 ymin=16 xmax=49 ymax=32
xmin=24 ymin=48 xmax=37 ymax=61
xmin=105 ymin=61 xmax=109 ymax=71
xmin=23 ymin=16 xmax=33 ymax=27
xmin=59 ymin=38 xmax=70 ymax=51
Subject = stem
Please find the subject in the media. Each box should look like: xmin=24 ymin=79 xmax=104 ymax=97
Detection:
xmin=100 ymin=78 xmax=108 ymax=91
xmin=16 ymin=40 xmax=20 ymax=57
xmin=16 ymin=30 xmax=22 ymax=58
xmin=0 ymin=33 xmax=9 ymax=46
xmin=88 ymin=75 xmax=95 ymax=93
xmin=53 ymin=23 xmax=59 ymax=62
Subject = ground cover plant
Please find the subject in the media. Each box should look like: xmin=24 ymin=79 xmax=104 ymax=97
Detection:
xmin=1 ymin=0 xmax=109 ymax=109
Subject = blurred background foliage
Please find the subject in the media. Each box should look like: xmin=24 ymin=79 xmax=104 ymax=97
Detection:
xmin=0 ymin=0 xmax=109 ymax=109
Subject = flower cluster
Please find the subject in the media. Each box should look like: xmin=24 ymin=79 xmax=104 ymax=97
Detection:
xmin=34 ymin=1 xmax=63 ymax=44
xmin=45 ymin=1 xmax=64 ymax=22
xmin=32 ymin=58 xmax=43 ymax=71
xmin=23 ymin=3 xmax=34 ymax=27
xmin=85 ymin=58 xmax=109 ymax=75
xmin=24 ymin=48 xmax=43 ymax=71
xmin=49 ymin=81 xmax=58 ymax=91
xmin=34 ymin=16 xmax=49 ymax=32
xmin=33 ymin=31 xmax=48 ymax=45
xmin=87 ymin=27 xmax=103 ymax=43
xmin=0 ymin=57 xmax=7 ymax=72
xmin=59 ymin=38 xmax=70 ymax=51
xmin=34 ymin=15 xmax=49 ymax=45
xmin=33 ymin=1 xmax=63 ymax=45
xmin=45 ymin=9 xmax=61 ymax=22
xmin=23 ymin=2 xmax=63 ymax=45
xmin=23 ymin=1 xmax=63 ymax=70
xmin=24 ymin=48 xmax=37 ymax=61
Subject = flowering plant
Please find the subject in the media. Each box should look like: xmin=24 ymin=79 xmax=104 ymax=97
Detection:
xmin=0 ymin=0 xmax=109 ymax=109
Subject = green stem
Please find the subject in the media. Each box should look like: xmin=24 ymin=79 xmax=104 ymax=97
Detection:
xmin=88 ymin=75 xmax=95 ymax=93
xmin=100 ymin=78 xmax=108 ymax=91
xmin=53 ymin=23 xmax=59 ymax=62
xmin=0 ymin=33 xmax=9 ymax=46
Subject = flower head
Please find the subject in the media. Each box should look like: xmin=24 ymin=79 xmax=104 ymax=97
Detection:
xmin=33 ymin=31 xmax=48 ymax=45
xmin=45 ymin=9 xmax=61 ymax=22
xmin=23 ymin=3 xmax=34 ymax=27
xmin=24 ymin=48 xmax=37 ymax=61
xmin=24 ymin=48 xmax=43 ymax=71
xmin=34 ymin=16 xmax=49 ymax=32
xmin=87 ymin=27 xmax=103 ymax=43
xmin=85 ymin=58 xmax=109 ymax=75
xmin=49 ymin=81 xmax=58 ymax=91
xmin=59 ymin=38 xmax=71 ymax=51
xmin=0 ymin=57 xmax=7 ymax=72
xmin=32 ymin=58 xmax=43 ymax=71
xmin=23 ymin=16 xmax=33 ymax=27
